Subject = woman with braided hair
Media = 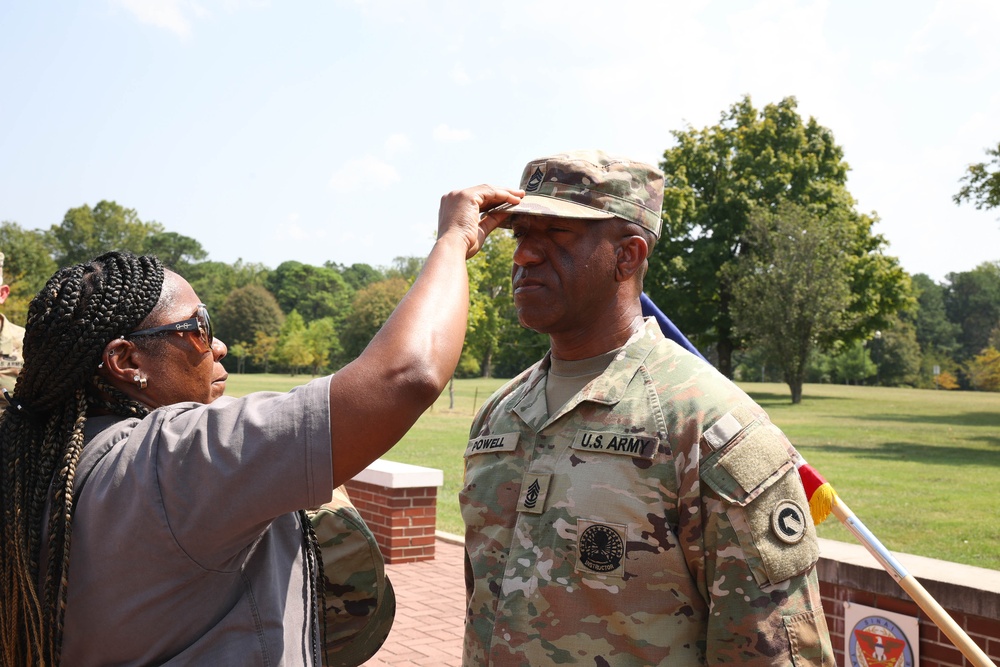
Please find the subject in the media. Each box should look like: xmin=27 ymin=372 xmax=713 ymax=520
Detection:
xmin=0 ymin=184 xmax=522 ymax=666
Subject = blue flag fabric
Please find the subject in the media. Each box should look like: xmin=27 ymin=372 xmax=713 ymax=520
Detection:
xmin=640 ymin=292 xmax=707 ymax=362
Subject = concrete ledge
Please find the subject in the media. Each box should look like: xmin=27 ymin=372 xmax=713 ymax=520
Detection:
xmin=436 ymin=530 xmax=464 ymax=546
xmin=818 ymin=538 xmax=1000 ymax=619
xmin=352 ymin=458 xmax=443 ymax=489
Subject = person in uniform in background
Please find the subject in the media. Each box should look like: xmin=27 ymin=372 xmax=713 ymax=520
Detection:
xmin=460 ymin=150 xmax=834 ymax=666
xmin=0 ymin=252 xmax=26 ymax=406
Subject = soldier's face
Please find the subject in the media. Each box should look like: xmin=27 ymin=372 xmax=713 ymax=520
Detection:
xmin=510 ymin=214 xmax=619 ymax=337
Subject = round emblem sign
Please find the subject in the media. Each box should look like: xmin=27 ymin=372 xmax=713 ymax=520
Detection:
xmin=848 ymin=615 xmax=914 ymax=667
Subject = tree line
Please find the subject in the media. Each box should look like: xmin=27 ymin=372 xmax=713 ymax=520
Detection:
xmin=2 ymin=95 xmax=999 ymax=401
xmin=0 ymin=200 xmax=550 ymax=380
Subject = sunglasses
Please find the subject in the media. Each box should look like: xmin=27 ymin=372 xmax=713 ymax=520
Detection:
xmin=125 ymin=304 xmax=214 ymax=353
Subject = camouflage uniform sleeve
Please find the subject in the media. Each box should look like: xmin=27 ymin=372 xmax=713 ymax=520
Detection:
xmin=674 ymin=395 xmax=834 ymax=665
xmin=0 ymin=317 xmax=25 ymax=398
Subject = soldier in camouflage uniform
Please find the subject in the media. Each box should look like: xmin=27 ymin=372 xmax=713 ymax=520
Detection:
xmin=0 ymin=252 xmax=26 ymax=407
xmin=460 ymin=151 xmax=834 ymax=666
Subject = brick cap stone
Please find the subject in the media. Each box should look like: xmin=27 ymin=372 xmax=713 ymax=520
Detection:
xmin=818 ymin=538 xmax=1000 ymax=619
xmin=352 ymin=458 xmax=444 ymax=489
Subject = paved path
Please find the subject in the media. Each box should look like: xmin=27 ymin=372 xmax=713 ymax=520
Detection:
xmin=364 ymin=535 xmax=465 ymax=666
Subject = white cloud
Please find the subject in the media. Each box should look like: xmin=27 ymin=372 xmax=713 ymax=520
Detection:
xmin=266 ymin=213 xmax=328 ymax=249
xmin=432 ymin=123 xmax=472 ymax=143
xmin=339 ymin=0 xmax=430 ymax=24
xmin=328 ymin=155 xmax=400 ymax=192
xmin=450 ymin=63 xmax=471 ymax=85
xmin=384 ymin=133 xmax=412 ymax=156
xmin=113 ymin=0 xmax=208 ymax=38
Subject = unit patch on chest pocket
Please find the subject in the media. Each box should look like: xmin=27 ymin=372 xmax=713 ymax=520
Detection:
xmin=574 ymin=519 xmax=627 ymax=577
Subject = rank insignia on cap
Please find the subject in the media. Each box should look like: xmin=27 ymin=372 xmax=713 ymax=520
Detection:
xmin=525 ymin=166 xmax=544 ymax=192
xmin=771 ymin=500 xmax=807 ymax=544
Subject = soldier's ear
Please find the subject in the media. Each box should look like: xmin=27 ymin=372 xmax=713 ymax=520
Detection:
xmin=615 ymin=235 xmax=648 ymax=283
xmin=0 ymin=285 xmax=9 ymax=305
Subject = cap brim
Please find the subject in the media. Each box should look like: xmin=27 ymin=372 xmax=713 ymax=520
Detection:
xmin=495 ymin=194 xmax=616 ymax=227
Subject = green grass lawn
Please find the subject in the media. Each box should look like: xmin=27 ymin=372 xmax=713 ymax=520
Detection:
xmin=225 ymin=375 xmax=1000 ymax=570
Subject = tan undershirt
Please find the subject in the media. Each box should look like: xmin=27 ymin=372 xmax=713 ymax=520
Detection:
xmin=546 ymin=348 xmax=622 ymax=414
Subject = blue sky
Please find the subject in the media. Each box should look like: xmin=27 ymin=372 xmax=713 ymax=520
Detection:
xmin=2 ymin=0 xmax=999 ymax=282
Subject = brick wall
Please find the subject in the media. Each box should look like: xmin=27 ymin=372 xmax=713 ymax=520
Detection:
xmin=345 ymin=459 xmax=444 ymax=565
xmin=346 ymin=479 xmax=438 ymax=563
xmin=817 ymin=539 xmax=1000 ymax=666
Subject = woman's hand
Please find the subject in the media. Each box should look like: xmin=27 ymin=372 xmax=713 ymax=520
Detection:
xmin=437 ymin=185 xmax=523 ymax=259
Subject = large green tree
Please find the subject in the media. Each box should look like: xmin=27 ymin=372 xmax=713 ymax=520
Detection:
xmin=145 ymin=231 xmax=209 ymax=270
xmin=183 ymin=259 xmax=268 ymax=314
xmin=47 ymin=200 xmax=161 ymax=266
xmin=276 ymin=309 xmax=312 ymax=375
xmin=649 ymin=95 xmax=908 ymax=377
xmin=328 ymin=262 xmax=385 ymax=291
xmin=304 ymin=317 xmax=340 ymax=375
xmin=46 ymin=200 xmax=208 ymax=276
xmin=0 ymin=222 xmax=58 ymax=322
xmin=954 ymin=141 xmax=1000 ymax=214
xmin=466 ymin=233 xmax=518 ymax=378
xmin=386 ymin=256 xmax=424 ymax=282
xmin=727 ymin=201 xmax=857 ymax=403
xmin=266 ymin=261 xmax=353 ymax=326
xmin=943 ymin=262 xmax=1000 ymax=364
xmin=871 ymin=314 xmax=921 ymax=387
xmin=340 ymin=277 xmax=410 ymax=360
xmin=911 ymin=274 xmax=961 ymax=355
xmin=910 ymin=273 xmax=960 ymax=385
xmin=214 ymin=284 xmax=286 ymax=363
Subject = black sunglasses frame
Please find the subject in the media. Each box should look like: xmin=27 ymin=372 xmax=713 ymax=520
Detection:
xmin=125 ymin=304 xmax=214 ymax=352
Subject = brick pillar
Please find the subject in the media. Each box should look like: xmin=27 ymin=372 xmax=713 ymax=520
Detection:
xmin=344 ymin=459 xmax=443 ymax=564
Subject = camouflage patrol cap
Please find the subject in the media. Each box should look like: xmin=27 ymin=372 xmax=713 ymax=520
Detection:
xmin=501 ymin=150 xmax=665 ymax=237
xmin=309 ymin=485 xmax=395 ymax=666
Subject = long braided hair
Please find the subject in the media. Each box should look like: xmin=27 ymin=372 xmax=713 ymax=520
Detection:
xmin=0 ymin=252 xmax=164 ymax=665
xmin=0 ymin=251 xmax=328 ymax=666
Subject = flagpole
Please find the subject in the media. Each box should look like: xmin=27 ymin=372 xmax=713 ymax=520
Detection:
xmin=831 ymin=496 xmax=996 ymax=667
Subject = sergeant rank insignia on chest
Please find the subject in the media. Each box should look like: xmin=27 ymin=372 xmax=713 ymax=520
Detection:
xmin=516 ymin=472 xmax=551 ymax=514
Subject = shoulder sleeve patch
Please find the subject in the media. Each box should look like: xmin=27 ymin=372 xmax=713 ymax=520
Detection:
xmin=727 ymin=470 xmax=820 ymax=586
xmin=700 ymin=407 xmax=817 ymax=586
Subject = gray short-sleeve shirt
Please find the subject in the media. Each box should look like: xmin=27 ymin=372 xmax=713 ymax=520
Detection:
xmin=60 ymin=376 xmax=334 ymax=666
